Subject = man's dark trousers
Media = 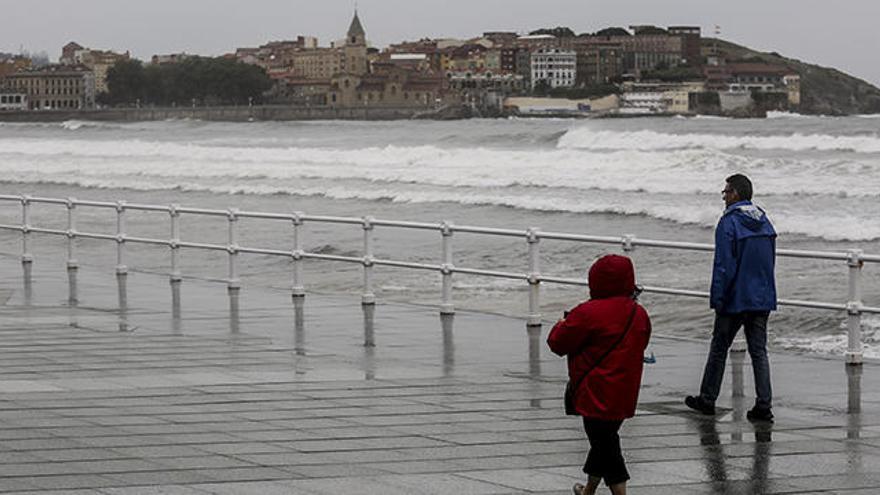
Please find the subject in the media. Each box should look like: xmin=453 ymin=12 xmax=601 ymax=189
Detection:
xmin=699 ymin=311 xmax=772 ymax=409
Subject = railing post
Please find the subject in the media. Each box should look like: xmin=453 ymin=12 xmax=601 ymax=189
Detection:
xmin=169 ymin=204 xmax=182 ymax=325
xmin=66 ymin=198 xmax=78 ymax=305
xmin=227 ymin=209 xmax=241 ymax=327
xmin=20 ymin=195 xmax=33 ymax=301
xmin=440 ymin=221 xmax=454 ymax=315
xmin=622 ymin=234 xmax=635 ymax=254
xmin=846 ymin=249 xmax=864 ymax=365
xmin=291 ymin=211 xmax=305 ymax=299
xmin=362 ymin=216 xmax=376 ymax=305
xmin=115 ymin=201 xmax=128 ymax=331
xmin=527 ymin=228 xmax=542 ymax=327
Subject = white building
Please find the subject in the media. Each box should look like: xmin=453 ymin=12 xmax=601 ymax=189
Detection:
xmin=0 ymin=92 xmax=28 ymax=111
xmin=530 ymin=48 xmax=576 ymax=89
xmin=619 ymin=92 xmax=666 ymax=114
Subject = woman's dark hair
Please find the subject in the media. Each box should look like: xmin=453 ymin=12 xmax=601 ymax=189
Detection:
xmin=725 ymin=173 xmax=753 ymax=201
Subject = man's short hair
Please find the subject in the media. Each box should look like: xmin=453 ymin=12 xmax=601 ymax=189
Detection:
xmin=726 ymin=174 xmax=753 ymax=201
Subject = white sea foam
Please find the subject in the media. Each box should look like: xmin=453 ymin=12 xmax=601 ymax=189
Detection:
xmin=6 ymin=167 xmax=880 ymax=241
xmin=2 ymin=139 xmax=880 ymax=199
xmin=60 ymin=120 xmax=87 ymax=131
xmin=558 ymin=127 xmax=880 ymax=153
xmin=775 ymin=317 xmax=880 ymax=359
xmin=765 ymin=111 xmax=810 ymax=119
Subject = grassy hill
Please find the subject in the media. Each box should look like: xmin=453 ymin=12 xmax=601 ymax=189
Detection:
xmin=706 ymin=38 xmax=880 ymax=115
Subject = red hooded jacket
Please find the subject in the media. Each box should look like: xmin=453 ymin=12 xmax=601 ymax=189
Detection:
xmin=547 ymin=255 xmax=651 ymax=420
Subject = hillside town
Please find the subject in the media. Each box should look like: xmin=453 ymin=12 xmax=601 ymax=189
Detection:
xmin=0 ymin=12 xmax=802 ymax=117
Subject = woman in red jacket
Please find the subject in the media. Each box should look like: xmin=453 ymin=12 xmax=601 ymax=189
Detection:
xmin=548 ymin=254 xmax=651 ymax=495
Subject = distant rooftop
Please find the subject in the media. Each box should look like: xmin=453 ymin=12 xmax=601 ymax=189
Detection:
xmin=518 ymin=34 xmax=556 ymax=40
xmin=390 ymin=54 xmax=428 ymax=61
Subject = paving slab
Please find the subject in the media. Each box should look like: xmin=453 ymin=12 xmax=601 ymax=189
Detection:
xmin=0 ymin=258 xmax=878 ymax=494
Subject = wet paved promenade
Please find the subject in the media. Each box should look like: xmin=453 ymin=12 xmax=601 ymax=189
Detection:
xmin=1 ymin=259 xmax=879 ymax=494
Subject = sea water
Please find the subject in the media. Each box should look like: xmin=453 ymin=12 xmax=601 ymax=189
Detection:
xmin=0 ymin=115 xmax=878 ymax=357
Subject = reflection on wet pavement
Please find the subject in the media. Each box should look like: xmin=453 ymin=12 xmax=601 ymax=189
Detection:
xmin=441 ymin=313 xmax=454 ymax=377
xmin=0 ymin=258 xmax=878 ymax=494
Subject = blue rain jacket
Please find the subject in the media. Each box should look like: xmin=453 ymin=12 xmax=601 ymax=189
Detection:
xmin=710 ymin=200 xmax=777 ymax=314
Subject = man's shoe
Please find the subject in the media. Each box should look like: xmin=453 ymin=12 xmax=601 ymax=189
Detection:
xmin=747 ymin=406 xmax=774 ymax=422
xmin=685 ymin=395 xmax=716 ymax=415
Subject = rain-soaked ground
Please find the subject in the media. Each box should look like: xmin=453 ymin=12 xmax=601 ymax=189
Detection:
xmin=0 ymin=256 xmax=878 ymax=494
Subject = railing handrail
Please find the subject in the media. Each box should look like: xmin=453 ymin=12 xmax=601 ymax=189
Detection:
xmin=4 ymin=194 xmax=878 ymax=263
xmin=0 ymin=194 xmax=874 ymax=363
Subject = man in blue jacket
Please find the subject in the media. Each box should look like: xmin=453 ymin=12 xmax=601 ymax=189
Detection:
xmin=686 ymin=174 xmax=777 ymax=422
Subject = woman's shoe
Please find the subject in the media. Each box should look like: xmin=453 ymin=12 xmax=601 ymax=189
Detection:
xmin=572 ymin=482 xmax=586 ymax=495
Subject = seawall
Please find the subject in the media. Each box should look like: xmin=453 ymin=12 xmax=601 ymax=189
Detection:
xmin=0 ymin=104 xmax=455 ymax=123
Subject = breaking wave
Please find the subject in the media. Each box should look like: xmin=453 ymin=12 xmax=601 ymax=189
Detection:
xmin=1 ymin=138 xmax=879 ymax=199
xmin=776 ymin=317 xmax=880 ymax=359
xmin=558 ymin=127 xmax=880 ymax=153
xmin=4 ymin=173 xmax=880 ymax=242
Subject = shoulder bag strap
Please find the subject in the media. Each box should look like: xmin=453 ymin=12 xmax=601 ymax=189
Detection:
xmin=569 ymin=301 xmax=638 ymax=393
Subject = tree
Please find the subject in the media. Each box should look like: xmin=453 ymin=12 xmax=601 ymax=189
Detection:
xmin=532 ymin=79 xmax=551 ymax=96
xmin=640 ymin=65 xmax=705 ymax=83
xmin=103 ymin=57 xmax=273 ymax=107
xmin=595 ymin=27 xmax=631 ymax=37
xmin=632 ymin=25 xmax=667 ymax=36
xmin=104 ymin=59 xmax=146 ymax=106
xmin=529 ymin=27 xmax=576 ymax=38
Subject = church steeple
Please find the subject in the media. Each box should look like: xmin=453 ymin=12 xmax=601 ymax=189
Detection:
xmin=347 ymin=10 xmax=366 ymax=46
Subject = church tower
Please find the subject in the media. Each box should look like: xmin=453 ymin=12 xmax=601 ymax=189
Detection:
xmin=343 ymin=10 xmax=368 ymax=75
xmin=347 ymin=10 xmax=366 ymax=47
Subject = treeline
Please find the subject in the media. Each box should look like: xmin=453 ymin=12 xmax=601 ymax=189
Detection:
xmin=100 ymin=57 xmax=273 ymax=107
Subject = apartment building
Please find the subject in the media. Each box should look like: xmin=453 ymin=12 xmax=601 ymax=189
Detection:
xmin=530 ymin=48 xmax=577 ymax=89
xmin=74 ymin=49 xmax=130 ymax=94
xmin=622 ymin=29 xmax=683 ymax=75
xmin=572 ymin=37 xmax=624 ymax=86
xmin=5 ymin=65 xmax=96 ymax=110
xmin=668 ymin=26 xmax=702 ymax=66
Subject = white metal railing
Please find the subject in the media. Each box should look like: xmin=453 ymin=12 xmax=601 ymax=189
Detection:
xmin=1 ymin=194 xmax=878 ymax=364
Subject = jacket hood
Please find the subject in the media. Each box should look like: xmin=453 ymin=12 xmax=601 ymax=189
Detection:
xmin=724 ymin=201 xmax=777 ymax=238
xmin=589 ymin=254 xmax=636 ymax=299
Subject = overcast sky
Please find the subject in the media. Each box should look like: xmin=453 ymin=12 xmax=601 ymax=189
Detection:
xmin=3 ymin=0 xmax=879 ymax=86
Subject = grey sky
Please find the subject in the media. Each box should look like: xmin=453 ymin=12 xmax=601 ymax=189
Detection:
xmin=3 ymin=0 xmax=879 ymax=86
